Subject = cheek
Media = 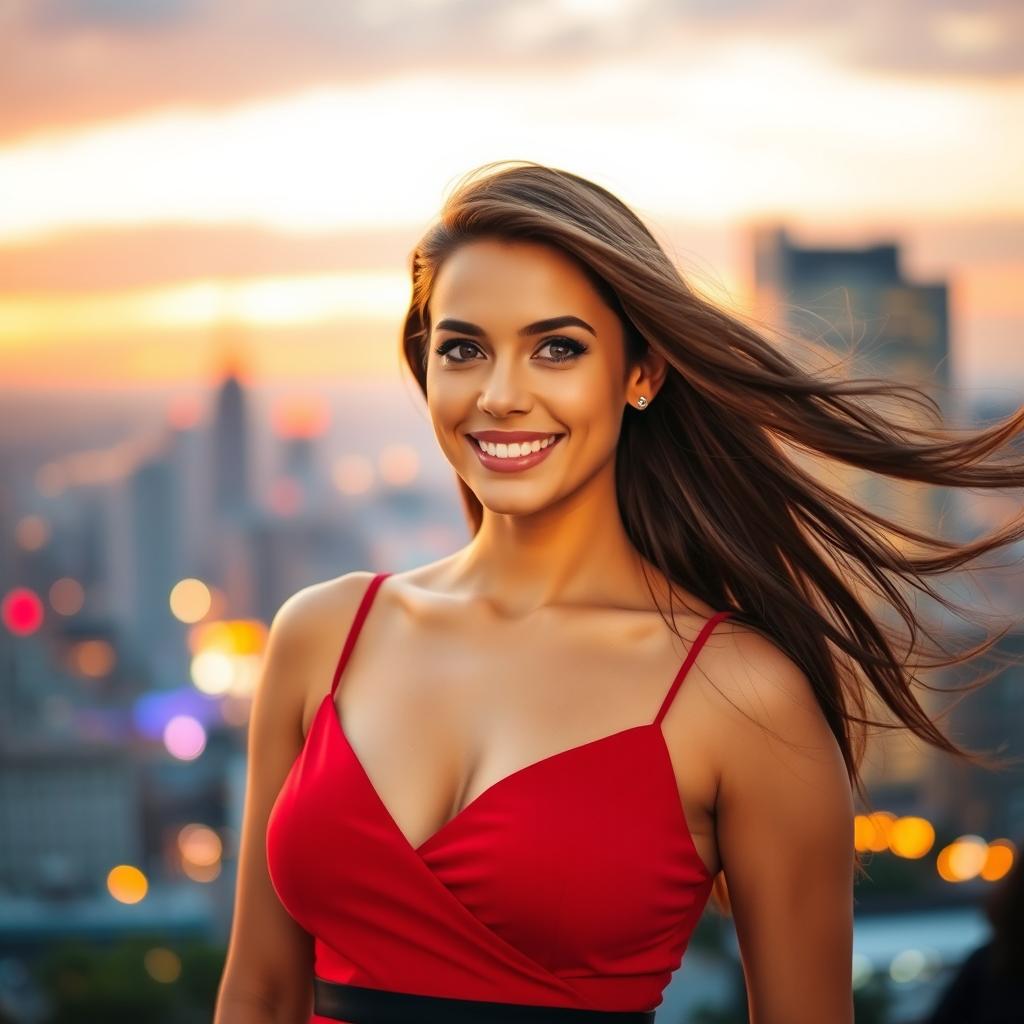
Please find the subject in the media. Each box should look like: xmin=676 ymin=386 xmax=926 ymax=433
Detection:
xmin=425 ymin=365 xmax=460 ymax=416
xmin=425 ymin=362 xmax=621 ymax=449
xmin=548 ymin=373 xmax=620 ymax=437
xmin=425 ymin=377 xmax=472 ymax=452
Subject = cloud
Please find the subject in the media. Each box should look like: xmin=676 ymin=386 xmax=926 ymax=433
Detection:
xmin=0 ymin=0 xmax=533 ymax=143
xmin=0 ymin=0 xmax=1020 ymax=146
xmin=0 ymin=223 xmax=416 ymax=293
xmin=32 ymin=0 xmax=198 ymax=31
xmin=655 ymin=0 xmax=1024 ymax=77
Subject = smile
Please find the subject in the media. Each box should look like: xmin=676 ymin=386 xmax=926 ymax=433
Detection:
xmin=466 ymin=433 xmax=565 ymax=473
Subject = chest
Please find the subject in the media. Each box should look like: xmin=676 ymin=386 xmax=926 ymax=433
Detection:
xmin=270 ymin=695 xmax=714 ymax=979
xmin=301 ymin=601 xmax=722 ymax=877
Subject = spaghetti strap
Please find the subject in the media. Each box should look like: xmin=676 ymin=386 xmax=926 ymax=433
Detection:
xmin=653 ymin=610 xmax=733 ymax=726
xmin=266 ymin=571 xmax=728 ymax=1006
xmin=329 ymin=572 xmax=392 ymax=698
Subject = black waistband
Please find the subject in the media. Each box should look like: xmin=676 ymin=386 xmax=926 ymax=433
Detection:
xmin=313 ymin=978 xmax=657 ymax=1023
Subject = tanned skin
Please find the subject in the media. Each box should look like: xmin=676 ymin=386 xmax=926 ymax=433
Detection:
xmin=215 ymin=239 xmax=854 ymax=1024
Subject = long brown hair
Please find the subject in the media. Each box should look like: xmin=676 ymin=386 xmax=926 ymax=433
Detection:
xmin=400 ymin=159 xmax=1024 ymax=904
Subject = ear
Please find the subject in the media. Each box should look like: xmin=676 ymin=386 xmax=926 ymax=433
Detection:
xmin=626 ymin=348 xmax=668 ymax=408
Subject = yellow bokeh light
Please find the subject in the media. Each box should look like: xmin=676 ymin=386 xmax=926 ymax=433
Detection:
xmin=981 ymin=839 xmax=1016 ymax=882
xmin=107 ymin=864 xmax=148 ymax=904
xmin=189 ymin=618 xmax=267 ymax=656
xmin=854 ymin=815 xmax=877 ymax=851
xmin=170 ymin=578 xmax=212 ymax=624
xmin=226 ymin=621 xmax=267 ymax=655
xmin=190 ymin=649 xmax=235 ymax=695
xmin=937 ymin=835 xmax=990 ymax=882
xmin=888 ymin=816 xmax=935 ymax=859
xmin=855 ymin=811 xmax=895 ymax=852
xmin=936 ymin=845 xmax=957 ymax=882
xmin=188 ymin=619 xmax=267 ymax=697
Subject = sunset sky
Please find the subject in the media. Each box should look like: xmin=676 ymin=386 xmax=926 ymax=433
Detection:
xmin=1 ymin=0 xmax=1021 ymax=392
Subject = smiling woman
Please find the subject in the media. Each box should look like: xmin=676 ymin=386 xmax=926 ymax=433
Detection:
xmin=217 ymin=160 xmax=1024 ymax=1024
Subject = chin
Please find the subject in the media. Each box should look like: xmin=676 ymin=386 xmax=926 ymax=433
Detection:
xmin=472 ymin=489 xmax=556 ymax=516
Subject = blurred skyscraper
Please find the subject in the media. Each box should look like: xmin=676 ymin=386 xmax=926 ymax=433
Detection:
xmin=210 ymin=327 xmax=253 ymax=525
xmin=750 ymin=223 xmax=953 ymax=573
xmin=753 ymin=228 xmax=949 ymax=394
xmin=750 ymin=224 xmax=1022 ymax=849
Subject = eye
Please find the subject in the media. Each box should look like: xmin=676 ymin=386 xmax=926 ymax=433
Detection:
xmin=433 ymin=339 xmax=482 ymax=364
xmin=432 ymin=336 xmax=588 ymax=366
xmin=536 ymin=337 xmax=588 ymax=363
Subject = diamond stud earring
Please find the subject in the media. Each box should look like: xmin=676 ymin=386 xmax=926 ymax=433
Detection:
xmin=636 ymin=396 xmax=648 ymax=409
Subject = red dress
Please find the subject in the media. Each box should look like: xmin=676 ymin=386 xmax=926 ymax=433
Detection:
xmin=266 ymin=572 xmax=733 ymax=1021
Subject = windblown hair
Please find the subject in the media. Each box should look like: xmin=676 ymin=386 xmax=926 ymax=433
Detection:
xmin=400 ymin=160 xmax=1024 ymax=907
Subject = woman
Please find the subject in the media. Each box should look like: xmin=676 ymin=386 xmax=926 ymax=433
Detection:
xmin=215 ymin=161 xmax=1024 ymax=1024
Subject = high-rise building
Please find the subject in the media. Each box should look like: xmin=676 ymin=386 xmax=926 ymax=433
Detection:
xmin=752 ymin=225 xmax=950 ymax=397
xmin=750 ymin=225 xmax=971 ymax=816
xmin=209 ymin=326 xmax=253 ymax=525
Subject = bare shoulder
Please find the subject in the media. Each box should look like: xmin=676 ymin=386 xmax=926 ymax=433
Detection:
xmin=272 ymin=570 xmax=381 ymax=733
xmin=274 ymin=569 xmax=379 ymax=641
xmin=685 ymin=617 xmax=852 ymax=832
xmin=694 ymin=618 xmax=841 ymax=760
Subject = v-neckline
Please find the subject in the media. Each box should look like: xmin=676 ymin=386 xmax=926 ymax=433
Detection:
xmin=312 ymin=571 xmax=723 ymax=876
xmin=321 ymin=690 xmax=663 ymax=857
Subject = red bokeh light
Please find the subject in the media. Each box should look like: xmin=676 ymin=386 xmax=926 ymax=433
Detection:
xmin=2 ymin=587 xmax=45 ymax=636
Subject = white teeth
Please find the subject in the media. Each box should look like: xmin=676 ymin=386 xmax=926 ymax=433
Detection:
xmin=474 ymin=434 xmax=559 ymax=458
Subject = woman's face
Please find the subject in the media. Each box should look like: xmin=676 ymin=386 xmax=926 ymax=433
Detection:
xmin=425 ymin=238 xmax=646 ymax=517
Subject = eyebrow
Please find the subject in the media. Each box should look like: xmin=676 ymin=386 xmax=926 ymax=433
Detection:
xmin=433 ymin=315 xmax=597 ymax=339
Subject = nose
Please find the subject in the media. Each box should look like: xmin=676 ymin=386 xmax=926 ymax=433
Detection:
xmin=477 ymin=360 xmax=531 ymax=418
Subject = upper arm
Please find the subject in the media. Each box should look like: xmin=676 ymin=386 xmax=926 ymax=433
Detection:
xmin=712 ymin=628 xmax=855 ymax=1024
xmin=215 ymin=572 xmax=374 ymax=1018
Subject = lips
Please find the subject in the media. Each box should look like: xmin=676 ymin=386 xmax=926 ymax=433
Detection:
xmin=466 ymin=431 xmax=565 ymax=472
xmin=467 ymin=430 xmax=564 ymax=443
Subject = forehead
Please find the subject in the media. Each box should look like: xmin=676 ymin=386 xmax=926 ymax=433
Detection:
xmin=430 ymin=239 xmax=605 ymax=318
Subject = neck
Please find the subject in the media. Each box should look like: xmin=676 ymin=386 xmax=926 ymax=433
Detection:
xmin=452 ymin=463 xmax=668 ymax=617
